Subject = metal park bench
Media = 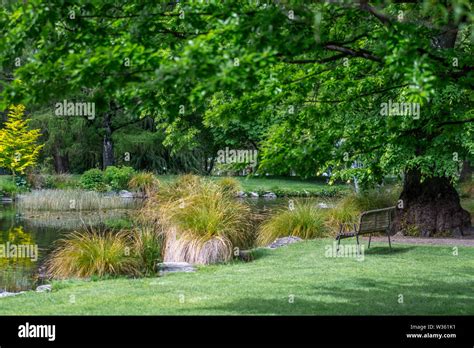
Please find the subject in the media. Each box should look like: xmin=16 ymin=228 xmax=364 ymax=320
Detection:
xmin=335 ymin=206 xmax=396 ymax=253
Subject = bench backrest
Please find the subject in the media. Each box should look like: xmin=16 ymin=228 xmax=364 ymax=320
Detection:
xmin=358 ymin=206 xmax=396 ymax=234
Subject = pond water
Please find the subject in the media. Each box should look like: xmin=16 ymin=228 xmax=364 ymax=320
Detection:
xmin=0 ymin=203 xmax=136 ymax=292
xmin=0 ymin=197 xmax=330 ymax=292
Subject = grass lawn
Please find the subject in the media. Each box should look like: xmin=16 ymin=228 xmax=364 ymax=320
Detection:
xmin=2 ymin=239 xmax=473 ymax=315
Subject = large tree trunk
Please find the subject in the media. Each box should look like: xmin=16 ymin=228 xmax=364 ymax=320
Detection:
xmin=53 ymin=146 xmax=69 ymax=173
xmin=393 ymin=169 xmax=471 ymax=237
xmin=392 ymin=15 xmax=473 ymax=237
xmin=102 ymin=110 xmax=115 ymax=169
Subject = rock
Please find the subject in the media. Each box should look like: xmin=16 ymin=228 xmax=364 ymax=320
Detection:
xmin=317 ymin=202 xmax=329 ymax=209
xmin=36 ymin=284 xmax=52 ymax=293
xmin=236 ymin=191 xmax=247 ymax=198
xmin=249 ymin=192 xmax=259 ymax=198
xmin=0 ymin=291 xmax=24 ymax=298
xmin=119 ymin=190 xmax=134 ymax=199
xmin=267 ymin=236 xmax=303 ymax=249
xmin=262 ymin=192 xmax=277 ymax=199
xmin=158 ymin=262 xmax=196 ymax=276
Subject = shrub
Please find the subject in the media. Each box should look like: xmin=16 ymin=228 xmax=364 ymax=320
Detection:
xmin=144 ymin=178 xmax=253 ymax=264
xmin=14 ymin=175 xmax=29 ymax=189
xmin=80 ymin=169 xmax=106 ymax=191
xmin=325 ymin=187 xmax=400 ymax=233
xmin=128 ymin=172 xmax=160 ymax=196
xmin=131 ymin=227 xmax=162 ymax=275
xmin=325 ymin=195 xmax=361 ymax=233
xmin=152 ymin=174 xmax=203 ymax=203
xmin=46 ymin=229 xmax=139 ymax=278
xmin=216 ymin=177 xmax=241 ymax=196
xmin=318 ymin=187 xmax=345 ymax=198
xmin=257 ymin=201 xmax=329 ymax=245
xmin=28 ymin=173 xmax=80 ymax=190
xmin=104 ymin=166 xmax=136 ymax=191
xmin=50 ymin=174 xmax=80 ymax=189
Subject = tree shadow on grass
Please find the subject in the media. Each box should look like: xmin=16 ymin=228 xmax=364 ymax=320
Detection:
xmin=248 ymin=247 xmax=275 ymax=261
xmin=190 ymin=277 xmax=474 ymax=315
xmin=364 ymin=246 xmax=417 ymax=255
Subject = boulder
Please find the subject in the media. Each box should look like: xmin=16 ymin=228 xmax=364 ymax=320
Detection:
xmin=262 ymin=192 xmax=277 ymax=199
xmin=249 ymin=192 xmax=259 ymax=198
xmin=267 ymin=236 xmax=303 ymax=249
xmin=118 ymin=190 xmax=134 ymax=199
xmin=36 ymin=284 xmax=52 ymax=293
xmin=0 ymin=291 xmax=24 ymax=298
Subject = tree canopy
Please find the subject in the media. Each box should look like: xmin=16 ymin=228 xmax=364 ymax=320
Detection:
xmin=1 ymin=0 xmax=472 ymax=183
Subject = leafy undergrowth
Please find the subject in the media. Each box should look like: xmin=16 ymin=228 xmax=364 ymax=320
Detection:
xmin=1 ymin=239 xmax=473 ymax=315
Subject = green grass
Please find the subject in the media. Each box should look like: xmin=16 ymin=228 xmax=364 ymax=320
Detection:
xmin=156 ymin=175 xmax=348 ymax=197
xmin=1 ymin=239 xmax=473 ymax=315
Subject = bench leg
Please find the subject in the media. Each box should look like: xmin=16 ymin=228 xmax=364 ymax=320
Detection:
xmin=336 ymin=236 xmax=341 ymax=254
xmin=356 ymin=235 xmax=360 ymax=255
xmin=368 ymin=234 xmax=372 ymax=249
xmin=388 ymin=233 xmax=392 ymax=250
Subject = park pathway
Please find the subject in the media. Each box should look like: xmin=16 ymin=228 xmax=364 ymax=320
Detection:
xmin=367 ymin=234 xmax=474 ymax=247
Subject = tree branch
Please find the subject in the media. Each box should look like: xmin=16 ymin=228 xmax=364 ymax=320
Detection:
xmin=324 ymin=44 xmax=383 ymax=63
xmin=359 ymin=1 xmax=393 ymax=27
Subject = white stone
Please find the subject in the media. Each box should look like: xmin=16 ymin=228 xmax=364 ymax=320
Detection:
xmin=0 ymin=291 xmax=24 ymax=298
xmin=119 ymin=190 xmax=134 ymax=198
xmin=36 ymin=284 xmax=52 ymax=292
